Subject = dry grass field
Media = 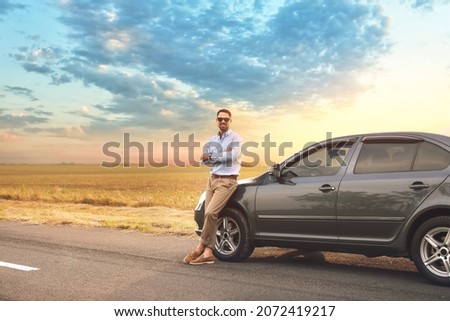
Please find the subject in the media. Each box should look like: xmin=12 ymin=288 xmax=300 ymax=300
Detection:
xmin=0 ymin=165 xmax=266 ymax=236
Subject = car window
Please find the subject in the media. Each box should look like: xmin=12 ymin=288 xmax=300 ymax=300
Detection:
xmin=413 ymin=142 xmax=450 ymax=171
xmin=354 ymin=143 xmax=418 ymax=174
xmin=283 ymin=141 xmax=354 ymax=177
xmin=354 ymin=141 xmax=450 ymax=174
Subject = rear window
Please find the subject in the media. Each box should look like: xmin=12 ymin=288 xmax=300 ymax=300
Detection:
xmin=354 ymin=143 xmax=417 ymax=174
xmin=355 ymin=141 xmax=450 ymax=174
xmin=413 ymin=142 xmax=450 ymax=171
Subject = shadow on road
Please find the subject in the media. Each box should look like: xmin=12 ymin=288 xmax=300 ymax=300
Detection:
xmin=245 ymin=247 xmax=424 ymax=283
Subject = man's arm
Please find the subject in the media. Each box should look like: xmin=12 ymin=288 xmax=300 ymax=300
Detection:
xmin=212 ymin=135 xmax=242 ymax=163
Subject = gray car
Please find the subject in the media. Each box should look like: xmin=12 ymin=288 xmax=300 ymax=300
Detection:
xmin=194 ymin=132 xmax=450 ymax=286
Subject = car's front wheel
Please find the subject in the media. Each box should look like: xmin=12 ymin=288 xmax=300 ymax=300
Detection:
xmin=411 ymin=216 xmax=450 ymax=286
xmin=214 ymin=208 xmax=254 ymax=262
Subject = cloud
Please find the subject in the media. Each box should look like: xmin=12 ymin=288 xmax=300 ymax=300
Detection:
xmin=60 ymin=63 xmax=208 ymax=131
xmin=51 ymin=74 xmax=72 ymax=85
xmin=0 ymin=0 xmax=25 ymax=16
xmin=12 ymin=46 xmax=71 ymax=84
xmin=80 ymin=105 xmax=89 ymax=115
xmin=0 ymin=104 xmax=52 ymax=138
xmin=69 ymin=1 xmax=386 ymax=96
xmin=22 ymin=62 xmax=53 ymax=75
xmin=64 ymin=125 xmax=87 ymax=138
xmin=0 ymin=132 xmax=20 ymax=142
xmin=160 ymin=109 xmax=176 ymax=117
xmin=23 ymin=125 xmax=87 ymax=140
xmin=10 ymin=0 xmax=391 ymax=134
xmin=22 ymin=124 xmax=88 ymax=140
xmin=0 ymin=113 xmax=49 ymax=129
xmin=403 ymin=0 xmax=450 ymax=10
xmin=4 ymin=85 xmax=38 ymax=101
xmin=24 ymin=107 xmax=53 ymax=116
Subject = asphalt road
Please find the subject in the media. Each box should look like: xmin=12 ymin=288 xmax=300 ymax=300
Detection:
xmin=1 ymin=221 xmax=449 ymax=301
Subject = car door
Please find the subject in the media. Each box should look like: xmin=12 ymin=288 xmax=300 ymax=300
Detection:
xmin=337 ymin=135 xmax=450 ymax=244
xmin=254 ymin=139 xmax=356 ymax=242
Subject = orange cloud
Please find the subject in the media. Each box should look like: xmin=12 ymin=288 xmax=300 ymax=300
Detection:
xmin=0 ymin=132 xmax=20 ymax=142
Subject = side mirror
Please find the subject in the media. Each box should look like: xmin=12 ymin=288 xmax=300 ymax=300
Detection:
xmin=269 ymin=164 xmax=281 ymax=179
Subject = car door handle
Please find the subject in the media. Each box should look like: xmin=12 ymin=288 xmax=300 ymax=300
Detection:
xmin=409 ymin=182 xmax=430 ymax=190
xmin=319 ymin=184 xmax=335 ymax=192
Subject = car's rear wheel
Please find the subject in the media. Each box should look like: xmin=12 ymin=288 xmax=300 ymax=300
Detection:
xmin=411 ymin=216 xmax=450 ymax=286
xmin=214 ymin=208 xmax=254 ymax=262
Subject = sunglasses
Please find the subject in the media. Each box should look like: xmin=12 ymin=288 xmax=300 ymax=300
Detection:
xmin=217 ymin=117 xmax=231 ymax=123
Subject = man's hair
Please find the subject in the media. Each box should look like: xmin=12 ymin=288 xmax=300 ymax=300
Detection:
xmin=217 ymin=108 xmax=232 ymax=118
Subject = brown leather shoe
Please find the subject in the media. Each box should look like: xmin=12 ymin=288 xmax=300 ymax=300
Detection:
xmin=189 ymin=254 xmax=215 ymax=265
xmin=183 ymin=251 xmax=201 ymax=264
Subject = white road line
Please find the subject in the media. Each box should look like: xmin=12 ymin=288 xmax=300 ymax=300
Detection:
xmin=0 ymin=261 xmax=40 ymax=271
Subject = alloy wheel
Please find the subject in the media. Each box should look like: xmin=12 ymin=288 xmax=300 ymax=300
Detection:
xmin=420 ymin=226 xmax=450 ymax=278
xmin=215 ymin=216 xmax=241 ymax=256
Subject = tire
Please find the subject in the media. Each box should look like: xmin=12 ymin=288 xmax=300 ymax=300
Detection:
xmin=213 ymin=207 xmax=255 ymax=262
xmin=411 ymin=216 xmax=450 ymax=286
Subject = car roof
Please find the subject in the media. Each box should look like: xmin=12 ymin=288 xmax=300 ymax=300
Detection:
xmin=331 ymin=132 xmax=450 ymax=147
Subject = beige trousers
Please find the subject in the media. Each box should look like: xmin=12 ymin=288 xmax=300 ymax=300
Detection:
xmin=200 ymin=176 xmax=238 ymax=249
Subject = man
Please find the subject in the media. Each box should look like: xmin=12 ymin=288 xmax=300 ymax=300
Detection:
xmin=183 ymin=108 xmax=241 ymax=265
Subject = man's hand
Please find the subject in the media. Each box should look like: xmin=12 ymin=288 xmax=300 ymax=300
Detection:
xmin=200 ymin=153 xmax=210 ymax=161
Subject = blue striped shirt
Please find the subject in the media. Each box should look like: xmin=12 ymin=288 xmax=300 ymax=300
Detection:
xmin=203 ymin=129 xmax=242 ymax=176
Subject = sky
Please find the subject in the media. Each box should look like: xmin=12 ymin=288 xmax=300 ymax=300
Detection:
xmin=0 ymin=0 xmax=449 ymax=165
